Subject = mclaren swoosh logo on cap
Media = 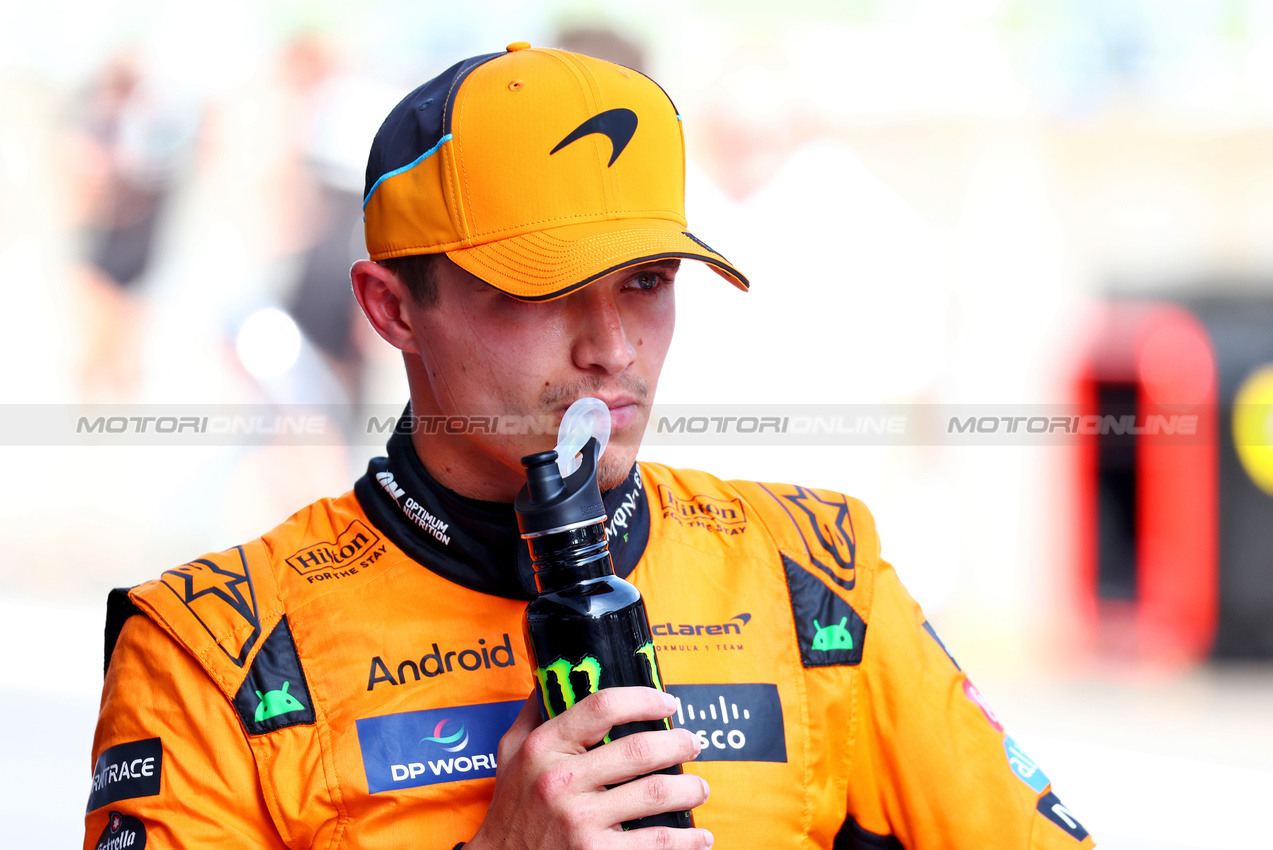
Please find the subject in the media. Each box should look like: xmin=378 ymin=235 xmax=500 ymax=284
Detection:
xmin=550 ymin=108 xmax=638 ymax=167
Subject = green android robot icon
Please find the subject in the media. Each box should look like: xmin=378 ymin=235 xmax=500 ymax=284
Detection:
xmin=254 ymin=681 xmax=307 ymax=722
xmin=811 ymin=617 xmax=853 ymax=651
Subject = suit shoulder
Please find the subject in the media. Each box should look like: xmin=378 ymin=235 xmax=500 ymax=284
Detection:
xmin=639 ymin=462 xmax=757 ymax=502
xmin=730 ymin=479 xmax=883 ymax=663
xmin=127 ymin=489 xmax=366 ymax=695
xmin=638 ymin=462 xmax=755 ymax=539
xmin=727 ymin=478 xmax=881 ymax=558
xmin=640 ymin=462 xmax=874 ymax=517
xmin=643 ymin=463 xmax=885 ymax=665
xmin=639 ymin=462 xmax=881 ymax=564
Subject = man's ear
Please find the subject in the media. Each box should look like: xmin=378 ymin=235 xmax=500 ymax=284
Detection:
xmin=350 ymin=260 xmax=420 ymax=353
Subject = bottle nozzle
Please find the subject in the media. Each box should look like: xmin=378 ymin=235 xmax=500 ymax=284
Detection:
xmin=515 ymin=437 xmax=605 ymax=537
xmin=521 ymin=450 xmax=565 ymax=505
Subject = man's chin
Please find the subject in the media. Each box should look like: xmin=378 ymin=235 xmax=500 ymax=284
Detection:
xmin=597 ymin=452 xmax=637 ymax=493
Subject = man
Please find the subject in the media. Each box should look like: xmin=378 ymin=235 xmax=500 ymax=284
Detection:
xmin=85 ymin=44 xmax=1093 ymax=850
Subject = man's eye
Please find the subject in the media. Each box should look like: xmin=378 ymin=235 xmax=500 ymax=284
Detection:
xmin=629 ymin=271 xmax=668 ymax=291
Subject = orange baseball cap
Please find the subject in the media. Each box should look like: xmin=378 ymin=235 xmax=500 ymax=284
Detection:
xmin=362 ymin=43 xmax=748 ymax=300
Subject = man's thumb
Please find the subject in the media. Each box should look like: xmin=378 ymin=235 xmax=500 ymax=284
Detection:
xmin=496 ymin=692 xmax=542 ymax=763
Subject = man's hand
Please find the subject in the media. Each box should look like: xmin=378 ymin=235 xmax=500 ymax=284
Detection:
xmin=467 ymin=687 xmax=712 ymax=850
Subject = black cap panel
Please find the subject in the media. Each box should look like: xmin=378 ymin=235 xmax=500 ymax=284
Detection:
xmin=363 ymin=52 xmax=503 ymax=200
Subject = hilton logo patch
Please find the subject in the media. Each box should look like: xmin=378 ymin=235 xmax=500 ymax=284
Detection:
xmin=285 ymin=521 xmax=384 ymax=581
xmin=658 ymin=485 xmax=747 ymax=535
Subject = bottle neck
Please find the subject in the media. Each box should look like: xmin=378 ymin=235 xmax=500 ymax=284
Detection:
xmin=525 ymin=519 xmax=615 ymax=592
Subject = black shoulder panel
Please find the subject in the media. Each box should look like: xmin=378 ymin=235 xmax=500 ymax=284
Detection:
xmin=104 ymin=587 xmax=141 ymax=677
xmin=833 ymin=812 xmax=904 ymax=849
xmin=232 ymin=616 xmax=317 ymax=735
xmin=782 ymin=555 xmax=866 ymax=668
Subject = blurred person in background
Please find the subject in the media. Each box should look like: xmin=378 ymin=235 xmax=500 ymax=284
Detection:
xmin=64 ymin=53 xmax=198 ymax=401
xmin=83 ymin=43 xmax=1093 ymax=850
xmin=281 ymin=34 xmax=385 ymax=406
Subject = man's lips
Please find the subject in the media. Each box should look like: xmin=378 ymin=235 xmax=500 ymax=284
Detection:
xmin=605 ymin=400 xmax=641 ymax=431
xmin=595 ymin=395 xmax=640 ymax=412
xmin=555 ymin=396 xmax=643 ymax=431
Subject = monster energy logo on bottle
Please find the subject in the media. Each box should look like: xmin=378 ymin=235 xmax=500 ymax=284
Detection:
xmin=635 ymin=642 xmax=662 ymax=691
xmin=535 ymin=656 xmax=602 ymax=718
xmin=535 ymin=642 xmax=666 ymax=724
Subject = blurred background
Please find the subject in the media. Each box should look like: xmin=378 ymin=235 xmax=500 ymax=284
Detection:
xmin=2 ymin=0 xmax=1271 ymax=846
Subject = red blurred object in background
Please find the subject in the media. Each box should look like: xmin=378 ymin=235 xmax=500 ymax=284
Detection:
xmin=1073 ymin=303 xmax=1218 ymax=664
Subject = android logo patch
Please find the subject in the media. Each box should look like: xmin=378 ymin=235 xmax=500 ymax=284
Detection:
xmin=255 ymin=681 xmax=307 ymax=722
xmin=233 ymin=616 xmax=316 ymax=734
xmin=781 ymin=554 xmax=867 ymax=668
xmin=811 ymin=618 xmax=853 ymax=651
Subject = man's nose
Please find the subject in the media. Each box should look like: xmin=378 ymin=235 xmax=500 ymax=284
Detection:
xmin=570 ymin=287 xmax=636 ymax=374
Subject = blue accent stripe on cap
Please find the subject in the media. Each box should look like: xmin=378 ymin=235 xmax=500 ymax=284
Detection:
xmin=676 ymin=114 xmax=683 ymax=121
xmin=363 ymin=133 xmax=453 ymax=209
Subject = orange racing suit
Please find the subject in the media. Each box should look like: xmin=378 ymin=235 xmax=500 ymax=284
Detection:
xmin=84 ymin=428 xmax=1094 ymax=849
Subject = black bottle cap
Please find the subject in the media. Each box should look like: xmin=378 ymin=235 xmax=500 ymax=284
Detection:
xmin=515 ymin=438 xmax=606 ymax=537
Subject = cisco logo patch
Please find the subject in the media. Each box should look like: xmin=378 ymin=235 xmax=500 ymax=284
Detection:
xmin=666 ymin=683 xmax=786 ymax=763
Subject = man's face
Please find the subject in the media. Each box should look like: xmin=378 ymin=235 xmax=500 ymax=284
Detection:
xmin=402 ymin=257 xmax=678 ymax=499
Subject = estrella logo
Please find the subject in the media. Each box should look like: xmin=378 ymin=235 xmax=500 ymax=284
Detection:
xmin=421 ymin=719 xmax=468 ymax=753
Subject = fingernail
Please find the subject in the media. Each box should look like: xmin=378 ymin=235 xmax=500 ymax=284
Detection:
xmin=690 ymin=730 xmax=702 ymax=755
xmin=661 ymin=692 xmax=678 ymax=713
xmin=700 ymin=777 xmax=710 ymax=800
xmin=702 ymin=829 xmax=714 ymax=848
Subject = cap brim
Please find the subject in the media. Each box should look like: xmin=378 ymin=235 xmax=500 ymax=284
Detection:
xmin=444 ymin=218 xmax=748 ymax=301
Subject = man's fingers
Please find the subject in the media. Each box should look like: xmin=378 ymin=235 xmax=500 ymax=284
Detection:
xmin=600 ymin=772 xmax=711 ymax=828
xmin=614 ymin=826 xmax=715 ymax=850
xmin=561 ymin=824 xmax=714 ymax=850
xmin=539 ymin=687 xmax=677 ymax=753
xmin=581 ymin=729 xmax=701 ymax=788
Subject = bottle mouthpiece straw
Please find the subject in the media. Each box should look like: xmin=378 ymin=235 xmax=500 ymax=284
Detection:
xmin=554 ymin=398 xmax=611 ymax=477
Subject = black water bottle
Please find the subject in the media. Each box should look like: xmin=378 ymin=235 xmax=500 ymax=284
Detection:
xmin=515 ymin=438 xmax=693 ymax=830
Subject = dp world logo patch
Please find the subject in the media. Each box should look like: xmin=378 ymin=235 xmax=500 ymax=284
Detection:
xmin=357 ymin=700 xmax=522 ymax=793
xmin=422 ymin=719 xmax=468 ymax=752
